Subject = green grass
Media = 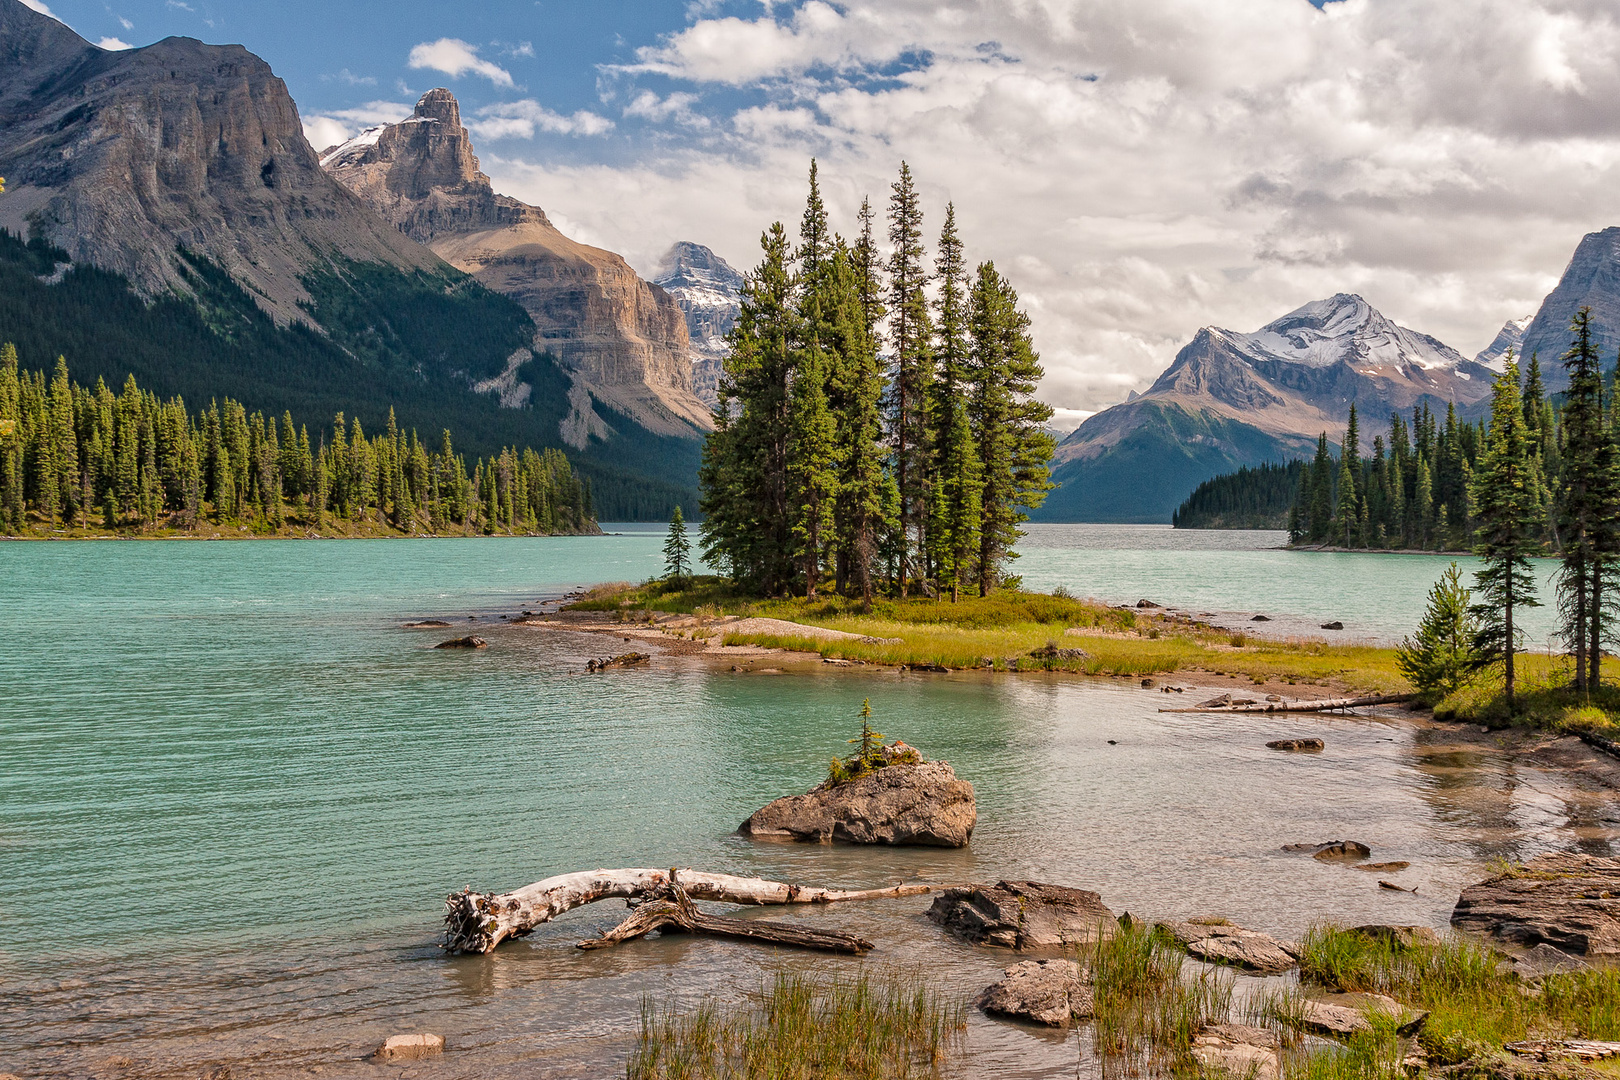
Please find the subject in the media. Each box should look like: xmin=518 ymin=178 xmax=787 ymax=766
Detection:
xmin=1089 ymin=920 xmax=1236 ymax=1073
xmin=1295 ymin=925 xmax=1620 ymax=1073
xmin=1434 ymin=660 xmax=1620 ymax=731
xmin=569 ymin=578 xmax=1411 ymax=694
xmin=626 ymin=970 xmax=965 ymax=1080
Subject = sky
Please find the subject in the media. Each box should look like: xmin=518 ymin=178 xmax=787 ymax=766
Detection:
xmin=26 ymin=0 xmax=1620 ymax=429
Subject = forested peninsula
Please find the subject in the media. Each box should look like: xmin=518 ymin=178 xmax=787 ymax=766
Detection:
xmin=0 ymin=346 xmax=597 ymax=538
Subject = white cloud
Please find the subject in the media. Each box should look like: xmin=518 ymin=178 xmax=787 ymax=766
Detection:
xmin=471 ymin=100 xmax=614 ymax=139
xmin=97 ymin=36 xmax=133 ymax=50
xmin=300 ymin=101 xmax=413 ymax=152
xmin=118 ymin=16 xmax=133 ymax=30
xmin=408 ymin=38 xmax=514 ymax=88
xmin=483 ymin=0 xmax=1620 ymax=415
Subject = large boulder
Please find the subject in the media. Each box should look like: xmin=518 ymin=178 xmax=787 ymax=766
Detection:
xmin=927 ymin=881 xmax=1117 ymax=949
xmin=739 ymin=760 xmax=974 ymax=847
xmin=1192 ymin=1024 xmax=1281 ymax=1080
xmin=1160 ymin=919 xmax=1300 ymax=974
xmin=1451 ymin=853 xmax=1620 ymax=956
xmin=976 ymin=959 xmax=1094 ymax=1026
xmin=1300 ymin=994 xmax=1427 ymax=1037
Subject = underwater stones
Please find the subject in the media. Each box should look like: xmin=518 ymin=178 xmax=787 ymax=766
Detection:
xmin=1284 ymin=841 xmax=1371 ymax=861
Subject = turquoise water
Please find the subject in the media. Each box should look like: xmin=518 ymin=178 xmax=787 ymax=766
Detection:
xmin=0 ymin=528 xmax=1608 ymax=1079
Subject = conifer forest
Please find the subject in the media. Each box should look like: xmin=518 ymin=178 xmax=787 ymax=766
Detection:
xmin=0 ymin=345 xmax=596 ymax=537
xmin=699 ymin=162 xmax=1056 ymax=601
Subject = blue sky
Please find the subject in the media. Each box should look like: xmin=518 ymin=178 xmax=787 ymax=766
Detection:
xmin=25 ymin=0 xmax=1620 ymax=425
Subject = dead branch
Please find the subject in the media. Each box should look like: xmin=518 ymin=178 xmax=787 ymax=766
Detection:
xmin=1159 ymin=694 xmax=1413 ymax=714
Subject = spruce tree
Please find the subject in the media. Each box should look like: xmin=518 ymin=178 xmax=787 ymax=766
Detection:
xmin=663 ymin=505 xmax=691 ymax=584
xmin=927 ymin=204 xmax=981 ymax=601
xmin=1308 ymin=434 xmax=1333 ymax=541
xmin=1397 ymin=563 xmax=1480 ymax=700
xmin=1469 ymin=358 xmax=1545 ymax=712
xmin=886 ymin=162 xmax=933 ymax=594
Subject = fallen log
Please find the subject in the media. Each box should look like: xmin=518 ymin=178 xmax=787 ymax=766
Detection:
xmin=579 ymin=880 xmax=873 ymax=954
xmin=1159 ymin=694 xmax=1413 ymax=714
xmin=443 ymin=867 xmax=930 ymax=954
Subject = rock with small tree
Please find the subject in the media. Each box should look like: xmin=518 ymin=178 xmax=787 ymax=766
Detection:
xmin=739 ymin=700 xmax=976 ymax=846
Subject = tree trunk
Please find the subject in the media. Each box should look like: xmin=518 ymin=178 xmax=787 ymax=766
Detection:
xmin=1591 ymin=562 xmax=1604 ymax=691
xmin=444 ymin=868 xmax=930 ymax=954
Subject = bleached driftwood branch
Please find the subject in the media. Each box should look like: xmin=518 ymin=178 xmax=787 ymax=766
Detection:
xmin=1159 ymin=693 xmax=1412 ymax=714
xmin=578 ymin=876 xmax=874 ymax=953
xmin=444 ymin=867 xmax=930 ymax=954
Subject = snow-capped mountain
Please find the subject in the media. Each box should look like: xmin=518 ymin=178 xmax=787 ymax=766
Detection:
xmin=1516 ymin=226 xmax=1620 ymax=383
xmin=655 ymin=242 xmax=743 ymax=407
xmin=1475 ymin=316 xmax=1533 ymax=370
xmin=1037 ymin=293 xmax=1495 ymax=523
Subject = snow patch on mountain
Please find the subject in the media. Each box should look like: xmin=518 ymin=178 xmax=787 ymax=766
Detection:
xmin=1474 ymin=315 xmax=1533 ymax=370
xmin=656 ymin=241 xmax=743 ymax=407
xmin=1230 ymin=293 xmax=1468 ymax=373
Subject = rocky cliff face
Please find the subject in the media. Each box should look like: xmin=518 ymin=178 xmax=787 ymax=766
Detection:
xmin=323 ymin=90 xmax=711 ymax=442
xmin=1038 ymin=294 xmax=1494 ymax=522
xmin=0 ymin=0 xmax=437 ymax=323
xmin=1516 ymin=226 xmax=1620 ymax=384
xmin=654 ymin=241 xmax=743 ymax=408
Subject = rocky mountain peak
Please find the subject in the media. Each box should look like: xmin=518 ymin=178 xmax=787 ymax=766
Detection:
xmin=1516 ymin=226 xmax=1620 ymax=387
xmin=1236 ymin=292 xmax=1466 ymax=373
xmin=1475 ymin=316 xmax=1533 ymax=370
xmin=655 ymin=241 xmax=743 ymax=408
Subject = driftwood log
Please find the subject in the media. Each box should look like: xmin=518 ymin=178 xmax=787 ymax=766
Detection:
xmin=579 ymin=877 xmax=873 ymax=954
xmin=444 ymin=867 xmax=930 ymax=954
xmin=1160 ymin=694 xmax=1412 ymax=714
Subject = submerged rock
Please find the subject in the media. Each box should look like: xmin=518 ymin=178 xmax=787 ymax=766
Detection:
xmin=1284 ymin=840 xmax=1371 ymax=861
xmin=1348 ymin=924 xmax=1438 ymax=949
xmin=1160 ymin=918 xmax=1300 ymax=974
xmin=1451 ymin=852 xmax=1620 ymax=956
xmin=1301 ymin=993 xmax=1426 ymax=1037
xmin=404 ymin=619 xmax=452 ymax=627
xmin=1192 ymin=1024 xmax=1281 ymax=1080
xmin=928 ymin=880 xmax=1116 ymax=949
xmin=739 ymin=759 xmax=975 ymax=846
xmin=976 ymin=959 xmax=1094 ymax=1026
xmin=1266 ymin=738 xmax=1325 ymax=752
xmin=434 ymin=636 xmax=487 ymax=649
xmin=374 ymin=1033 xmax=444 ymax=1061
xmin=1321 ymin=621 xmax=1345 ymax=630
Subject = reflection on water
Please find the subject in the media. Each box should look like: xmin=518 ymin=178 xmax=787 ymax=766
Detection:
xmin=0 ymin=536 xmax=1614 ymax=1079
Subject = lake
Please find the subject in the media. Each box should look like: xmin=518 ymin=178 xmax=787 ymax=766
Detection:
xmin=0 ymin=526 xmax=1604 ymax=1078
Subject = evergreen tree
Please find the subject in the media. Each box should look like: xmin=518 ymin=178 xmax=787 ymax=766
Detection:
xmin=927 ymin=204 xmax=981 ymax=601
xmin=1309 ymin=434 xmax=1333 ymax=541
xmin=663 ymin=505 xmax=691 ymax=583
xmin=886 ymin=162 xmax=933 ymax=594
xmin=1469 ymin=359 xmax=1545 ymax=712
xmin=1397 ymin=563 xmax=1481 ymax=700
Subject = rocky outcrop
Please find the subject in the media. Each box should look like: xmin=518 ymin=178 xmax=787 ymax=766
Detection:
xmin=323 ymin=90 xmax=711 ymax=441
xmin=927 ymin=881 xmax=1117 ymax=949
xmin=1451 ymin=852 xmax=1620 ymax=956
xmin=1517 ymin=228 xmax=1620 ymax=391
xmin=654 ymin=241 xmax=743 ymax=408
xmin=739 ymin=760 xmax=974 ymax=846
xmin=0 ymin=2 xmax=440 ymax=324
xmin=1300 ymin=994 xmax=1427 ymax=1037
xmin=1192 ymin=1024 xmax=1281 ymax=1080
xmin=976 ymin=959 xmax=1094 ymax=1026
xmin=1160 ymin=919 xmax=1300 ymax=974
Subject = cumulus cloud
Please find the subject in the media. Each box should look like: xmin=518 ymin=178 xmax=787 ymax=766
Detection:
xmin=487 ymin=0 xmax=1620 ymax=415
xmin=408 ymin=38 xmax=515 ymax=88
xmin=97 ymin=36 xmax=133 ymax=49
xmin=300 ymin=100 xmax=413 ymax=153
xmin=471 ymin=100 xmax=614 ymax=139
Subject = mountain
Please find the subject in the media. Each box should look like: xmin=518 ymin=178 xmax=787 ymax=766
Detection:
xmin=1475 ymin=316 xmax=1532 ymax=368
xmin=321 ymin=90 xmax=712 ymax=441
xmin=1035 ymin=294 xmax=1496 ymax=523
xmin=0 ymin=0 xmax=697 ymax=518
xmin=1516 ymin=226 xmax=1620 ymax=383
xmin=653 ymin=241 xmax=743 ymax=407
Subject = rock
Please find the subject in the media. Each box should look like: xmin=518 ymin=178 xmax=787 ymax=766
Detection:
xmin=901 ymin=663 xmax=950 ymax=673
xmin=1161 ymin=918 xmax=1301 ymax=974
xmin=1197 ymin=693 xmax=1234 ymax=708
xmin=1027 ymin=643 xmax=1089 ymax=662
xmin=1192 ymin=1024 xmax=1281 ymax=1080
xmin=1283 ymin=841 xmax=1371 ymax=861
xmin=1136 ymin=599 xmax=1162 ymax=608
xmin=1141 ymin=678 xmax=1158 ymax=688
xmin=1352 ymin=862 xmax=1411 ymax=873
xmin=1321 ymin=621 xmax=1345 ymax=630
xmin=928 ymin=881 xmax=1117 ymax=949
xmin=1506 ymin=1040 xmax=1620 ymax=1063
xmin=587 ymin=652 xmax=650 ymax=671
xmin=1266 ymin=738 xmax=1325 ymax=751
xmin=1348 ymin=924 xmax=1439 ymax=949
xmin=975 ymin=959 xmax=1094 ymax=1026
xmin=741 ymin=760 xmax=975 ymax=846
xmin=1451 ymin=853 xmax=1620 ymax=955
xmin=1513 ymin=943 xmax=1590 ymax=979
xmin=434 ymin=636 xmax=488 ymax=649
xmin=1251 ymin=614 xmax=1272 ymax=622
xmin=374 ymin=1033 xmax=444 ymax=1061
xmin=1300 ymin=993 xmax=1426 ymax=1037
xmin=404 ymin=619 xmax=452 ymax=627
xmin=1379 ymin=880 xmax=1417 ymax=893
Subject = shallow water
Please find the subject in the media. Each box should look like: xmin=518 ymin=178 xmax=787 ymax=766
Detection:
xmin=0 ymin=529 xmax=1608 ymax=1078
